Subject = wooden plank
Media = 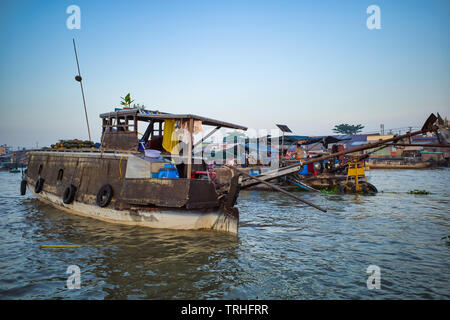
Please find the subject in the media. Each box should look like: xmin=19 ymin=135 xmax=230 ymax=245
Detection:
xmin=390 ymin=143 xmax=450 ymax=148
xmin=240 ymin=164 xmax=303 ymax=188
xmin=225 ymin=164 xmax=327 ymax=212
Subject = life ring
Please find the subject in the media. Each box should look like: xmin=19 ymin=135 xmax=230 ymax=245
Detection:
xmin=96 ymin=184 xmax=113 ymax=207
xmin=20 ymin=179 xmax=27 ymax=195
xmin=63 ymin=184 xmax=77 ymax=204
xmin=35 ymin=178 xmax=45 ymax=194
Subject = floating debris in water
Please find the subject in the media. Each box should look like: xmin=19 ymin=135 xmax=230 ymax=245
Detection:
xmin=407 ymin=189 xmax=431 ymax=195
xmin=320 ymin=186 xmax=339 ymax=194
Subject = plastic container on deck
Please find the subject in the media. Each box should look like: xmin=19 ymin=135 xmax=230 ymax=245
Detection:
xmin=299 ymin=163 xmax=308 ymax=175
xmin=157 ymin=164 xmax=179 ymax=179
xmin=138 ymin=140 xmax=146 ymax=151
xmin=145 ymin=149 xmax=161 ymax=158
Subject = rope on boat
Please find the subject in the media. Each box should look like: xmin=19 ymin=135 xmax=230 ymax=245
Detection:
xmin=118 ymin=153 xmax=125 ymax=179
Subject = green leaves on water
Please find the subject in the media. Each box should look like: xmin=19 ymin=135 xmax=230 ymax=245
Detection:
xmin=320 ymin=185 xmax=339 ymax=194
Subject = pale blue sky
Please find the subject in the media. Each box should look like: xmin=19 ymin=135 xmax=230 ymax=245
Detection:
xmin=0 ymin=0 xmax=449 ymax=148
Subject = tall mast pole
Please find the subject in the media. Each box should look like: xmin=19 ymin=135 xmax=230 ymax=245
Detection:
xmin=73 ymin=38 xmax=92 ymax=142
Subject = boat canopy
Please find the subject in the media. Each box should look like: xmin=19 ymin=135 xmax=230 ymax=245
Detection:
xmin=100 ymin=109 xmax=247 ymax=131
xmin=99 ymin=108 xmax=247 ymax=178
xmin=265 ymin=135 xmax=350 ymax=146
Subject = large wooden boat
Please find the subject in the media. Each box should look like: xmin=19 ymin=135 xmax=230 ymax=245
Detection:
xmin=22 ymin=109 xmax=247 ymax=234
xmin=365 ymin=159 xmax=433 ymax=169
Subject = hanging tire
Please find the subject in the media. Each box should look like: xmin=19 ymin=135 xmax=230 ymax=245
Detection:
xmin=63 ymin=184 xmax=77 ymax=204
xmin=361 ymin=183 xmax=369 ymax=195
xmin=35 ymin=178 xmax=45 ymax=194
xmin=346 ymin=182 xmax=355 ymax=194
xmin=96 ymin=184 xmax=113 ymax=207
xmin=366 ymin=182 xmax=378 ymax=193
xmin=20 ymin=179 xmax=27 ymax=195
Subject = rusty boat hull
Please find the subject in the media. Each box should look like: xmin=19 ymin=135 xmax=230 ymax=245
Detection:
xmin=25 ymin=151 xmax=240 ymax=234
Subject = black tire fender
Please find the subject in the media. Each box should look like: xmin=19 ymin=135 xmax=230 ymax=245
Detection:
xmin=366 ymin=182 xmax=378 ymax=193
xmin=361 ymin=183 xmax=368 ymax=194
xmin=20 ymin=179 xmax=27 ymax=195
xmin=35 ymin=178 xmax=45 ymax=194
xmin=63 ymin=184 xmax=77 ymax=204
xmin=96 ymin=184 xmax=113 ymax=207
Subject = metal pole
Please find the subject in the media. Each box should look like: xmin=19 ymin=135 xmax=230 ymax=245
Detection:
xmin=390 ymin=143 xmax=450 ymax=148
xmin=225 ymin=164 xmax=327 ymax=213
xmin=73 ymin=38 xmax=92 ymax=142
xmin=187 ymin=118 xmax=194 ymax=179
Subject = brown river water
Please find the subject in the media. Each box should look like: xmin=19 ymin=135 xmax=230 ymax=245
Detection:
xmin=0 ymin=169 xmax=449 ymax=299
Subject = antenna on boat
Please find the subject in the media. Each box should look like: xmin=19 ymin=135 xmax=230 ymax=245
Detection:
xmin=72 ymin=38 xmax=92 ymax=142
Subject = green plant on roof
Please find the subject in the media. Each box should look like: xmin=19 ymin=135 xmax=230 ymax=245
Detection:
xmin=120 ymin=93 xmax=134 ymax=108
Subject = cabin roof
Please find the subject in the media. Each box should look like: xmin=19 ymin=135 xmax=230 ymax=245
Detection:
xmin=100 ymin=109 xmax=247 ymax=131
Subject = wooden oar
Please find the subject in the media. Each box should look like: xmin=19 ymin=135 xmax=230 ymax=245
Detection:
xmin=225 ymin=164 xmax=327 ymax=213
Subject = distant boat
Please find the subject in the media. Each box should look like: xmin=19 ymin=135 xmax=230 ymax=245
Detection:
xmin=366 ymin=159 xmax=432 ymax=169
xmin=9 ymin=168 xmax=20 ymax=173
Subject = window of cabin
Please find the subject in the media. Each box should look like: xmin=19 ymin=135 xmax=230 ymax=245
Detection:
xmin=103 ymin=116 xmax=136 ymax=133
xmin=144 ymin=120 xmax=164 ymax=151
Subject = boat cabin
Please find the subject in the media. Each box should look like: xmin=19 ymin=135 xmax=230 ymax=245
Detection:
xmin=99 ymin=109 xmax=247 ymax=179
